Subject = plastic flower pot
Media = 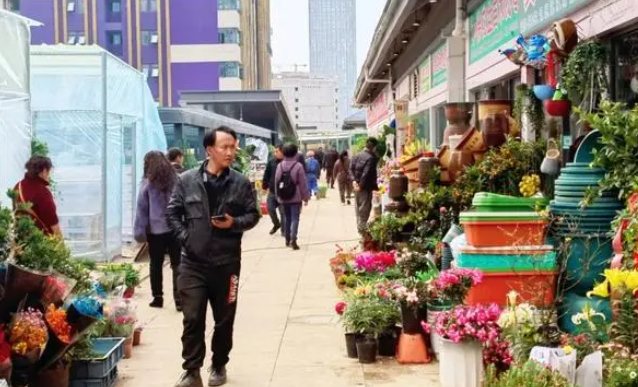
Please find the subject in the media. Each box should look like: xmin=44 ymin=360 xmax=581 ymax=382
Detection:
xmin=377 ymin=329 xmax=398 ymax=357
xmin=439 ymin=339 xmax=483 ymax=387
xmin=355 ymin=335 xmax=377 ymax=364
xmin=344 ymin=333 xmax=359 ymax=359
xmin=533 ymin=85 xmax=555 ymax=100
xmin=133 ymin=327 xmax=142 ymax=346
xmin=123 ymin=336 xmax=133 ymax=359
xmin=400 ymin=304 xmax=423 ymax=335
xmin=544 ymin=100 xmax=572 ymax=117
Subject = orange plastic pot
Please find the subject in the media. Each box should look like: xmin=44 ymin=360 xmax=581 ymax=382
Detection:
xmin=462 ymin=220 xmax=548 ymax=247
xmin=465 ymin=270 xmax=558 ymax=307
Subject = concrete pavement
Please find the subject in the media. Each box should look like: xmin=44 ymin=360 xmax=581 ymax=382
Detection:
xmin=116 ymin=191 xmax=440 ymax=387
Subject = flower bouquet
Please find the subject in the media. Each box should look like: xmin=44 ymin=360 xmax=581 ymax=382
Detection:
xmin=38 ymin=304 xmax=74 ymax=371
xmin=41 ymin=273 xmax=77 ymax=307
xmin=67 ymin=294 xmax=103 ymax=336
xmin=432 ymin=267 xmax=483 ymax=305
xmin=105 ymin=298 xmax=137 ymax=339
xmin=9 ymin=308 xmax=48 ymax=363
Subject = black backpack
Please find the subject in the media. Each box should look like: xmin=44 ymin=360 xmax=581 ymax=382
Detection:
xmin=277 ymin=162 xmax=298 ymax=200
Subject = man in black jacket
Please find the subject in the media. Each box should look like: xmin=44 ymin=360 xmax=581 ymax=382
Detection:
xmin=323 ymin=146 xmax=339 ymax=188
xmin=167 ymin=126 xmax=260 ymax=387
xmin=262 ymin=144 xmax=285 ymax=236
xmin=350 ymin=137 xmax=379 ymax=235
xmin=168 ymin=147 xmax=185 ymax=174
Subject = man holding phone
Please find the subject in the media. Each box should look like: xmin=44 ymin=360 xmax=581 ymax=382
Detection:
xmin=167 ymin=126 xmax=260 ymax=387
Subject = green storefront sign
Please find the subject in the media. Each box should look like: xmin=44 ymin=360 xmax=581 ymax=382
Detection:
xmin=469 ymin=0 xmax=519 ymax=64
xmin=432 ymin=43 xmax=448 ymax=87
xmin=410 ymin=111 xmax=430 ymax=142
xmin=520 ymin=0 xmax=595 ymax=34
xmin=418 ymin=57 xmax=431 ymax=95
xmin=469 ymin=0 xmax=596 ymax=64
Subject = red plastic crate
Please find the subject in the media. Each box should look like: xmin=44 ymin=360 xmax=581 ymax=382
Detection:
xmin=465 ymin=270 xmax=557 ymax=307
xmin=462 ymin=220 xmax=548 ymax=247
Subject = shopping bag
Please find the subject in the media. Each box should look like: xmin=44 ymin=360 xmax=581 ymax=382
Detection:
xmin=575 ymin=351 xmax=603 ymax=387
xmin=529 ymin=346 xmax=577 ymax=383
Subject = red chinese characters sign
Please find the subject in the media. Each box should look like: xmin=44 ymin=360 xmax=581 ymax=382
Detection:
xmin=366 ymin=88 xmax=390 ymax=128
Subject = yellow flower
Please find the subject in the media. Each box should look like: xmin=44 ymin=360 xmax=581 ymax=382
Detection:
xmin=507 ymin=290 xmax=519 ymax=308
xmin=587 ymin=280 xmax=610 ymax=298
xmin=604 ymin=269 xmax=628 ymax=289
xmin=625 ymin=271 xmax=638 ymax=293
xmin=563 ymin=345 xmax=574 ymax=355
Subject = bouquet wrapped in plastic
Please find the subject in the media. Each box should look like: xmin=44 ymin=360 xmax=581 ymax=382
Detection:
xmin=41 ymin=273 xmax=77 ymax=307
xmin=44 ymin=304 xmax=72 ymax=344
xmin=9 ymin=308 xmax=48 ymax=361
xmin=105 ymin=298 xmax=137 ymax=338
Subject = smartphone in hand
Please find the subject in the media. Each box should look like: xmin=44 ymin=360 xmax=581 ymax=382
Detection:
xmin=210 ymin=215 xmax=226 ymax=221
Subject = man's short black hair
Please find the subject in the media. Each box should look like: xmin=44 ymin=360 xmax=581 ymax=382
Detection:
xmin=167 ymin=147 xmax=183 ymax=162
xmin=283 ymin=143 xmax=298 ymax=158
xmin=25 ymin=155 xmax=53 ymax=179
xmin=274 ymin=143 xmax=284 ymax=151
xmin=203 ymin=126 xmax=238 ymax=148
xmin=366 ymin=137 xmax=379 ymax=150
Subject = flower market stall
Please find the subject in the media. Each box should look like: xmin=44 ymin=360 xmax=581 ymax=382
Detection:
xmin=0 ymin=188 xmax=144 ymax=386
xmin=331 ymin=17 xmax=638 ymax=387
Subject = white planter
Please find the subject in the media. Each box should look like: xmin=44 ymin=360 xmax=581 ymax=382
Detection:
xmin=426 ymin=309 xmax=442 ymax=358
xmin=439 ymin=339 xmax=483 ymax=387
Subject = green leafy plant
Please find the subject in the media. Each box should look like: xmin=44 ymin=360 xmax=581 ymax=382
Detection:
xmin=101 ymin=263 xmax=141 ymax=288
xmin=579 ymin=101 xmax=638 ymax=200
xmin=367 ymin=213 xmax=406 ymax=248
xmin=561 ymin=40 xmax=610 ymax=114
xmin=513 ymin=84 xmax=545 ymax=138
xmin=31 ymin=138 xmax=50 ymax=157
xmin=341 ymin=296 xmax=400 ymax=336
xmin=604 ymin=357 xmax=638 ymax=387
xmin=610 ymin=290 xmax=638 ymax=354
xmin=484 ymin=359 xmax=577 ymax=387
xmin=0 ymin=206 xmax=11 ymax=261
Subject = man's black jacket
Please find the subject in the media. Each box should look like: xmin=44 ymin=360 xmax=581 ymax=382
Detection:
xmin=166 ymin=161 xmax=260 ymax=267
xmin=350 ymin=150 xmax=379 ymax=191
xmin=262 ymin=157 xmax=281 ymax=191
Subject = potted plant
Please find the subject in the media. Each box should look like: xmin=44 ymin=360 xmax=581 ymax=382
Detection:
xmin=104 ymin=299 xmax=136 ymax=359
xmin=341 ymin=296 xmax=400 ymax=364
xmin=484 ymin=359 xmax=577 ymax=387
xmin=561 ymin=40 xmax=609 ymax=115
xmin=424 ymin=304 xmax=501 ymax=387
xmin=335 ymin=301 xmax=358 ymax=358
xmin=432 ymin=267 xmax=483 ymax=305
xmin=392 ymin=277 xmax=430 ymax=335
xmin=101 ymin=263 xmax=140 ymax=298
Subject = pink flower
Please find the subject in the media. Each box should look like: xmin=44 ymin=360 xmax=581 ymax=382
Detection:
xmin=440 ymin=206 xmax=447 ymax=214
xmin=406 ymin=291 xmax=419 ymax=304
xmin=335 ymin=302 xmax=347 ymax=315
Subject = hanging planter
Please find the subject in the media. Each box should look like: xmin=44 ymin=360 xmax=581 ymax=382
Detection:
xmin=533 ymin=85 xmax=555 ymax=101
xmin=439 ymin=339 xmax=483 ymax=387
xmin=545 ymin=100 xmax=572 ymax=117
xmin=355 ymin=335 xmax=377 ymax=364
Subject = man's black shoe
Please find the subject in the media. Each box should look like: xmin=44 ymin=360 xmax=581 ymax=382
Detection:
xmin=209 ymin=366 xmax=227 ymax=386
xmin=175 ymin=370 xmax=203 ymax=387
xmin=149 ymin=297 xmax=164 ymax=308
xmin=269 ymin=225 xmax=281 ymax=235
xmin=291 ymin=241 xmax=300 ymax=251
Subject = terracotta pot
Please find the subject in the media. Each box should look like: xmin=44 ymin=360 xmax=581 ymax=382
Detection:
xmin=444 ymin=102 xmax=475 ymax=125
xmin=133 ymin=328 xmax=142 ymax=346
xmin=477 ymin=100 xmax=512 ymax=120
xmin=388 ymin=170 xmax=408 ymax=201
xmin=481 ymin=114 xmax=509 ymax=148
xmin=448 ymin=150 xmax=474 ymax=182
xmin=437 ymin=146 xmax=451 ymax=169
xmin=418 ymin=155 xmax=440 ymax=187
xmin=124 ymin=336 xmax=133 ymax=359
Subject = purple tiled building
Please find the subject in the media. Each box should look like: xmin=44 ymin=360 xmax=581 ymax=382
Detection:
xmin=13 ymin=0 xmax=245 ymax=106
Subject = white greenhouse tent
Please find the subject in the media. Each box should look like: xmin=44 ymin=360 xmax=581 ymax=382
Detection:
xmin=30 ymin=45 xmax=167 ymax=262
xmin=0 ymin=10 xmax=33 ymax=207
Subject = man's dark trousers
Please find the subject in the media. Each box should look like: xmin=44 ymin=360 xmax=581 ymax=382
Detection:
xmin=180 ymin=261 xmax=241 ymax=371
xmin=266 ymin=191 xmax=285 ymax=234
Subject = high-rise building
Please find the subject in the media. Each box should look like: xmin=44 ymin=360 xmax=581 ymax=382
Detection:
xmin=241 ymin=0 xmax=272 ymax=90
xmin=14 ymin=0 xmax=272 ymax=106
xmin=273 ymin=72 xmax=339 ymax=132
xmin=308 ymin=0 xmax=356 ymax=126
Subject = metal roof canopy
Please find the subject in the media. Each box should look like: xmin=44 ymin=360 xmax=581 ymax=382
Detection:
xmin=179 ymin=90 xmax=296 ymax=139
xmin=159 ymin=107 xmax=272 ymax=139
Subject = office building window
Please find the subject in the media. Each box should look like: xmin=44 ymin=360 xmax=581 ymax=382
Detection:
xmin=218 ymin=0 xmax=240 ymax=10
xmin=218 ymin=28 xmax=241 ymax=44
xmin=108 ymin=31 xmax=122 ymax=45
xmin=142 ymin=30 xmax=158 ymax=45
xmin=7 ymin=0 xmax=20 ymax=12
xmin=109 ymin=0 xmax=121 ymax=13
xmin=77 ymin=33 xmax=86 ymax=44
xmin=142 ymin=65 xmax=159 ymax=78
xmin=141 ymin=0 xmax=156 ymax=12
xmin=220 ymin=62 xmax=242 ymax=78
xmin=151 ymin=65 xmax=159 ymax=77
xmin=67 ymin=32 xmax=77 ymax=44
xmin=142 ymin=65 xmax=150 ymax=77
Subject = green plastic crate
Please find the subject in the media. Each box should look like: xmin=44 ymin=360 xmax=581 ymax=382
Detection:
xmin=460 ymin=211 xmax=545 ymax=222
xmin=457 ymin=250 xmax=557 ymax=272
xmin=472 ymin=193 xmax=548 ymax=212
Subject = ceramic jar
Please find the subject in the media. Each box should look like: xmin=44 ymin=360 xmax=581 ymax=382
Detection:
xmin=443 ymin=102 xmax=475 ymax=145
xmin=418 ymin=152 xmax=439 ymax=187
xmin=388 ymin=170 xmax=408 ymax=201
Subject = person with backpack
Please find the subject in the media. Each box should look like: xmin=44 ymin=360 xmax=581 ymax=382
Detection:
xmin=275 ymin=144 xmax=310 ymax=250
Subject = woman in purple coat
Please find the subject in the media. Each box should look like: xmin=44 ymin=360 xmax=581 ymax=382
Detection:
xmin=275 ymin=144 xmax=310 ymax=250
xmin=134 ymin=151 xmax=181 ymax=310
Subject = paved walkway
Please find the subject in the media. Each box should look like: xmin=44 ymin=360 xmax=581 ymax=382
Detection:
xmin=116 ymin=191 xmax=440 ymax=387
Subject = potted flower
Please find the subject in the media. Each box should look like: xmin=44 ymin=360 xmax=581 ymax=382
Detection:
xmin=101 ymin=263 xmax=141 ymax=299
xmin=341 ymin=296 xmax=400 ymax=364
xmin=432 ymin=267 xmax=483 ymax=305
xmin=391 ymin=278 xmax=429 ymax=335
xmin=104 ymin=299 xmax=137 ymax=358
xmin=334 ymin=301 xmax=359 ymax=358
xmin=424 ymin=304 xmax=501 ymax=387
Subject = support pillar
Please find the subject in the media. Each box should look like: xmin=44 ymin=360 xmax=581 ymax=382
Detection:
xmin=446 ymin=36 xmax=466 ymax=103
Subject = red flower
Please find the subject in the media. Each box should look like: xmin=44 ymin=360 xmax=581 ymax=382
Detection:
xmin=335 ymin=302 xmax=347 ymax=316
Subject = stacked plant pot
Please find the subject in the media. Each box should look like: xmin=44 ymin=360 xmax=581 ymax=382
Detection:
xmin=550 ymin=163 xmax=620 ymax=331
xmin=458 ymin=193 xmax=558 ymax=307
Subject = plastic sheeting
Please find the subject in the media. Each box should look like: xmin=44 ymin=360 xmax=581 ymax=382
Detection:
xmin=0 ymin=11 xmax=31 ymax=207
xmin=30 ymin=45 xmax=167 ymax=261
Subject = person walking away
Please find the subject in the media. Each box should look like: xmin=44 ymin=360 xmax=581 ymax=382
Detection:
xmin=168 ymin=147 xmax=186 ymax=174
xmin=304 ymin=151 xmax=320 ymax=196
xmin=167 ymin=126 xmax=260 ymax=387
xmin=350 ymin=138 xmax=379 ymax=235
xmin=333 ymin=150 xmax=353 ymax=205
xmin=315 ymin=146 xmax=325 ymax=179
xmin=275 ymin=144 xmax=310 ymax=250
xmin=13 ymin=156 xmax=62 ymax=236
xmin=133 ymin=151 xmax=181 ymax=310
xmin=323 ymin=146 xmax=339 ymax=189
xmin=262 ymin=144 xmax=285 ymax=236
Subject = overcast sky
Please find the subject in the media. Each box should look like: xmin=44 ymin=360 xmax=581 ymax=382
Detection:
xmin=270 ymin=0 xmax=386 ymax=73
